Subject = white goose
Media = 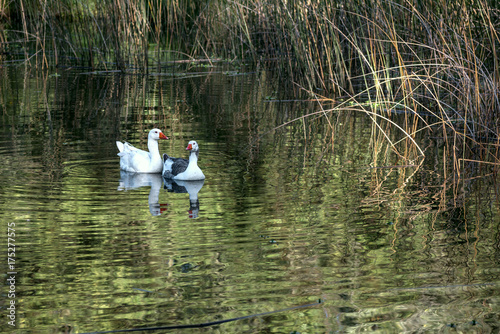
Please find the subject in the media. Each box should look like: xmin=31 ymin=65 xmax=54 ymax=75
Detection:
xmin=116 ymin=128 xmax=168 ymax=173
xmin=162 ymin=140 xmax=205 ymax=180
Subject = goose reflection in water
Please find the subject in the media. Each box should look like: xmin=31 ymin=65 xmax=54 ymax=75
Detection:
xmin=163 ymin=179 xmax=204 ymax=219
xmin=117 ymin=171 xmax=167 ymax=216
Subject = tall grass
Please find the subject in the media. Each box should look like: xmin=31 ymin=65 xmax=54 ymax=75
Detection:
xmin=1 ymin=0 xmax=499 ymax=169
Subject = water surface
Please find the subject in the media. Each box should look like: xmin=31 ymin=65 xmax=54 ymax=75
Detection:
xmin=0 ymin=65 xmax=499 ymax=333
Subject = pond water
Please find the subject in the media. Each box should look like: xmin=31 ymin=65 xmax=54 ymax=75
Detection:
xmin=0 ymin=64 xmax=499 ymax=333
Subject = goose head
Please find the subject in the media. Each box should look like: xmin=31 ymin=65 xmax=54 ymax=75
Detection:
xmin=186 ymin=140 xmax=199 ymax=152
xmin=149 ymin=128 xmax=169 ymax=140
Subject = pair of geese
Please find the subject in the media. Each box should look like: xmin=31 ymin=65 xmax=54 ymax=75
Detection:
xmin=116 ymin=128 xmax=205 ymax=180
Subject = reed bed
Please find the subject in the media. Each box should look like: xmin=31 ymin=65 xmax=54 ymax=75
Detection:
xmin=1 ymin=0 xmax=499 ymax=170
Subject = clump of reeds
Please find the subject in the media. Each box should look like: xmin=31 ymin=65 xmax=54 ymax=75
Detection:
xmin=1 ymin=0 xmax=499 ymax=171
xmin=1 ymin=0 xmax=200 ymax=70
xmin=235 ymin=0 xmax=500 ymax=170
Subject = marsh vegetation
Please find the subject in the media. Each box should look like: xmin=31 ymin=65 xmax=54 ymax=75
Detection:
xmin=1 ymin=2 xmax=500 ymax=330
xmin=2 ymin=1 xmax=498 ymax=167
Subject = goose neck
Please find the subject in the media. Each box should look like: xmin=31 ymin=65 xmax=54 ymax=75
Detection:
xmin=189 ymin=150 xmax=199 ymax=163
xmin=148 ymin=139 xmax=161 ymax=159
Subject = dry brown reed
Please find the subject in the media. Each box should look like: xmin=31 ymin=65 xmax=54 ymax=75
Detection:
xmin=1 ymin=0 xmax=499 ymax=172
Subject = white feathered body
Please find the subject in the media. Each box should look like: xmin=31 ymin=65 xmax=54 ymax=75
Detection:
xmin=162 ymin=141 xmax=205 ymax=181
xmin=116 ymin=128 xmax=167 ymax=173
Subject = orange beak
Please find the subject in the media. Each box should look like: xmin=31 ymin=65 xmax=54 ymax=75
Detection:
xmin=159 ymin=132 xmax=168 ymax=140
xmin=186 ymin=143 xmax=193 ymax=150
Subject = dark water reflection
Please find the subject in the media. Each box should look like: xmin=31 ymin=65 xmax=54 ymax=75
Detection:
xmin=0 ymin=66 xmax=499 ymax=333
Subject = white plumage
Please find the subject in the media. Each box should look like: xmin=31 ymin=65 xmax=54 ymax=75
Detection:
xmin=116 ymin=128 xmax=168 ymax=173
xmin=162 ymin=140 xmax=205 ymax=181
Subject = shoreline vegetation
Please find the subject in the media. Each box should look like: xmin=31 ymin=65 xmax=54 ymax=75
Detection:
xmin=1 ymin=0 xmax=499 ymax=173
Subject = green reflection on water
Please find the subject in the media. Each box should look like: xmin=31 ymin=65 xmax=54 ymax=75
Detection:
xmin=0 ymin=66 xmax=499 ymax=333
